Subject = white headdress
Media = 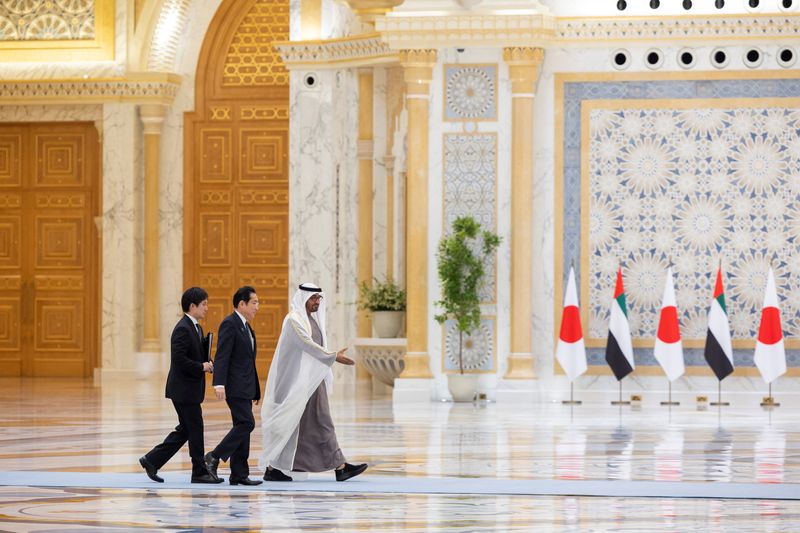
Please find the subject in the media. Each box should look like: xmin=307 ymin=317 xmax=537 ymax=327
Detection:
xmin=290 ymin=282 xmax=327 ymax=347
xmin=259 ymin=282 xmax=336 ymax=471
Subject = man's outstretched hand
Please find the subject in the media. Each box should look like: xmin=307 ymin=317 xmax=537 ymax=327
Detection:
xmin=335 ymin=348 xmax=355 ymax=366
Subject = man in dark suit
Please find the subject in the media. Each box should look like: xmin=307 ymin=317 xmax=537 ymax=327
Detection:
xmin=139 ymin=287 xmax=221 ymax=484
xmin=205 ymin=286 xmax=263 ymax=486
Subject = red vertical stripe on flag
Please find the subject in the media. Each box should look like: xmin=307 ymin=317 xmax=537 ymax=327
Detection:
xmin=613 ymin=268 xmax=624 ymax=299
xmin=713 ymin=268 xmax=724 ymax=299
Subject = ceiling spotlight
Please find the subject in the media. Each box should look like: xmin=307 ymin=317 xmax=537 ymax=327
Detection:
xmin=715 ymin=0 xmax=724 ymax=7
xmin=649 ymin=0 xmax=660 ymax=8
xmin=682 ymin=0 xmax=692 ymax=8
xmin=748 ymin=0 xmax=759 ymax=7
xmin=617 ymin=0 xmax=627 ymax=10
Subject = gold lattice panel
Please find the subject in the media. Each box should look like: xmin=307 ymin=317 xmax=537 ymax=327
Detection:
xmin=222 ymin=0 xmax=289 ymax=87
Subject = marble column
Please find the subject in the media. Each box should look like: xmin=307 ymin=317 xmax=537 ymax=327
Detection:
xmin=503 ymin=47 xmax=544 ymax=380
xmin=385 ymin=154 xmax=395 ymax=281
xmin=300 ymin=0 xmax=322 ymax=39
xmin=399 ymin=49 xmax=436 ymax=380
xmin=357 ymin=68 xmax=374 ymax=339
xmin=139 ymin=105 xmax=165 ymax=353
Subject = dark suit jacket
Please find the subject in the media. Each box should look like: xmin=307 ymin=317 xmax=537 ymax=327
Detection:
xmin=165 ymin=315 xmax=207 ymax=404
xmin=212 ymin=312 xmax=260 ymax=401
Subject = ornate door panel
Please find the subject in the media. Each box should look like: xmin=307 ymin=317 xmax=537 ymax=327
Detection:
xmin=0 ymin=128 xmax=24 ymax=375
xmin=185 ymin=0 xmax=289 ymax=378
xmin=0 ymin=123 xmax=99 ymax=377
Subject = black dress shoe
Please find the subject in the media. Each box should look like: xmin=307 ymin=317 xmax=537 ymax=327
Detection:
xmin=230 ymin=476 xmax=262 ymax=486
xmin=192 ymin=472 xmax=224 ymax=484
xmin=335 ymin=463 xmax=367 ymax=482
xmin=139 ymin=456 xmax=164 ymax=483
xmin=263 ymin=468 xmax=293 ymax=482
xmin=204 ymin=452 xmax=220 ymax=479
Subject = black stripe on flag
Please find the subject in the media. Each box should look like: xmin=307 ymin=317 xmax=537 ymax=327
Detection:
xmin=703 ymin=329 xmax=734 ymax=381
xmin=605 ymin=333 xmax=633 ymax=381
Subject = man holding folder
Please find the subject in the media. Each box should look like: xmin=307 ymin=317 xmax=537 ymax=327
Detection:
xmin=139 ymin=287 xmax=221 ymax=484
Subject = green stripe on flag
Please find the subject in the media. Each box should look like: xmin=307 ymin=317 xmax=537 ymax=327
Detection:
xmin=616 ymin=293 xmax=627 ymax=318
xmin=716 ymin=293 xmax=726 ymax=314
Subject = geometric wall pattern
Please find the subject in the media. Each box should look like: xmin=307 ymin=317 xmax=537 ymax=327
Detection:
xmin=221 ymin=0 xmax=289 ymax=87
xmin=560 ymin=76 xmax=800 ymax=368
xmin=442 ymin=133 xmax=497 ymax=372
xmin=588 ymin=105 xmax=800 ymax=345
xmin=444 ymin=64 xmax=497 ymax=121
xmin=0 ymin=0 xmax=95 ymax=41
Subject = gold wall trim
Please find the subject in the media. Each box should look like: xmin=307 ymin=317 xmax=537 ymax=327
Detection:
xmin=377 ymin=13 xmax=557 ymax=49
xmin=557 ymin=13 xmax=800 ymax=43
xmin=0 ymin=1 xmax=115 ymax=62
xmin=0 ymin=74 xmax=181 ymax=105
xmin=285 ymin=13 xmax=800 ymax=68
xmin=275 ymin=33 xmax=397 ymax=69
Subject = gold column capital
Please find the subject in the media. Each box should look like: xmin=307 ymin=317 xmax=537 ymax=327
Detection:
xmin=503 ymin=47 xmax=544 ymax=95
xmin=400 ymin=49 xmax=437 ymax=97
xmin=344 ymin=0 xmax=403 ymax=27
xmin=399 ymin=48 xmax=438 ymax=67
xmin=502 ymin=46 xmax=544 ymax=66
xmin=139 ymin=104 xmax=166 ymax=134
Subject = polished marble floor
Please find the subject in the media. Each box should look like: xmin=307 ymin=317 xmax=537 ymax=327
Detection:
xmin=1 ymin=377 xmax=799 ymax=531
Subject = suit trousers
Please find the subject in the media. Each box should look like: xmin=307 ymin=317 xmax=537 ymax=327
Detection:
xmin=213 ymin=398 xmax=255 ymax=478
xmin=145 ymin=401 xmax=206 ymax=476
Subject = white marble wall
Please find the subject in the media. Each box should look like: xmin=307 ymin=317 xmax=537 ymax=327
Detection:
xmin=101 ymin=103 xmax=141 ymax=375
xmin=372 ymin=67 xmax=388 ymax=284
xmin=289 ymin=67 xmax=360 ymax=387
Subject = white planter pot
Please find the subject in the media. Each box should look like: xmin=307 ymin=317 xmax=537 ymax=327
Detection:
xmin=372 ymin=310 xmax=404 ymax=338
xmin=447 ymin=373 xmax=479 ymax=402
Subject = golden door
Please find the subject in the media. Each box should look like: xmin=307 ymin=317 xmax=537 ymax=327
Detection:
xmin=0 ymin=123 xmax=100 ymax=377
xmin=185 ymin=0 xmax=289 ymax=378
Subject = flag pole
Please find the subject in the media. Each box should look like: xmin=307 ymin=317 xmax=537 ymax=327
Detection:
xmin=760 ymin=382 xmax=781 ymax=407
xmin=660 ymin=380 xmax=679 ymax=406
xmin=611 ymin=379 xmax=630 ymax=405
xmin=711 ymin=379 xmax=729 ymax=406
xmin=563 ymin=381 xmax=582 ymax=405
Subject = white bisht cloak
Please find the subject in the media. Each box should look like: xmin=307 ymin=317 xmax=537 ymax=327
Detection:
xmin=259 ymin=285 xmax=336 ymax=471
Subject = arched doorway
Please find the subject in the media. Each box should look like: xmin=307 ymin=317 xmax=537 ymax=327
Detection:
xmin=184 ymin=0 xmax=289 ymax=377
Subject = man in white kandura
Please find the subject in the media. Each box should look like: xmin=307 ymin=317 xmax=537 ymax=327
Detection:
xmin=260 ymin=283 xmax=368 ymax=482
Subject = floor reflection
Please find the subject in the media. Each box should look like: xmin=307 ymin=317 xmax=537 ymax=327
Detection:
xmin=2 ymin=378 xmax=800 ymax=530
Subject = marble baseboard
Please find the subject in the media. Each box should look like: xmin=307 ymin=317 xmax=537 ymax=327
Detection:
xmin=392 ymin=378 xmax=437 ymax=403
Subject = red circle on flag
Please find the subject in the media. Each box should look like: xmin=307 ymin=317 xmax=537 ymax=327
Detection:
xmin=657 ymin=306 xmax=681 ymax=343
xmin=758 ymin=307 xmax=783 ymax=345
xmin=559 ymin=305 xmax=583 ymax=343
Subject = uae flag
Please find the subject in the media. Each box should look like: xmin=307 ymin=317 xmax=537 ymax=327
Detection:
xmin=556 ymin=266 xmax=587 ymax=381
xmin=605 ymin=267 xmax=634 ymax=381
xmin=754 ymin=267 xmax=786 ymax=384
xmin=654 ymin=267 xmax=685 ymax=382
xmin=704 ymin=267 xmax=734 ymax=381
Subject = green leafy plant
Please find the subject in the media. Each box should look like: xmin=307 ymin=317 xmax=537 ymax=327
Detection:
xmin=358 ymin=277 xmax=406 ymax=312
xmin=434 ymin=216 xmax=501 ymax=374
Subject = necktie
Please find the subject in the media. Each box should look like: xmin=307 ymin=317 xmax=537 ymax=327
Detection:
xmin=195 ymin=322 xmax=203 ymax=343
xmin=245 ymin=323 xmax=254 ymax=350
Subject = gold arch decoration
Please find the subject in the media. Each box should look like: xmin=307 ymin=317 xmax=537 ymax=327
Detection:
xmin=184 ymin=0 xmax=290 ymax=378
xmin=0 ymin=0 xmax=114 ymax=62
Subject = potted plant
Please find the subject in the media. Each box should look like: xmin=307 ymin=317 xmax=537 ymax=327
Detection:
xmin=435 ymin=216 xmax=501 ymax=401
xmin=358 ymin=277 xmax=406 ymax=338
